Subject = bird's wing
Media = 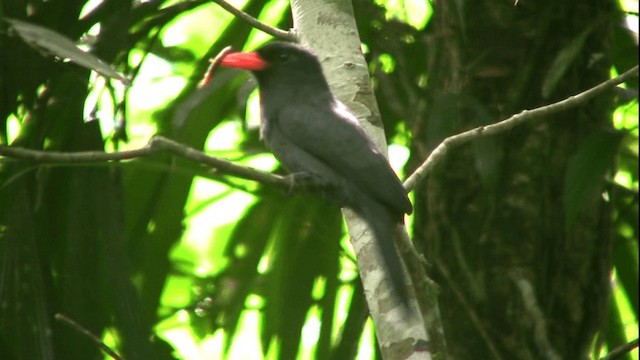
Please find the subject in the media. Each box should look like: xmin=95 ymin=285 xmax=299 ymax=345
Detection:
xmin=276 ymin=99 xmax=412 ymax=215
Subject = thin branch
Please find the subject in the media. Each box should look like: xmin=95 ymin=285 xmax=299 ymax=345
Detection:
xmin=0 ymin=135 xmax=291 ymax=190
xmin=510 ymin=271 xmax=561 ymax=360
xmin=55 ymin=313 xmax=125 ymax=360
xmin=211 ymin=0 xmax=296 ymax=41
xmin=434 ymin=259 xmax=502 ymax=360
xmin=0 ymin=144 xmax=154 ymax=162
xmin=150 ymin=136 xmax=289 ymax=189
xmin=601 ymin=338 xmax=639 ymax=360
xmin=404 ymin=65 xmax=640 ymax=191
xmin=2 ymin=67 xmax=636 ymax=194
xmin=199 ymin=46 xmax=233 ymax=88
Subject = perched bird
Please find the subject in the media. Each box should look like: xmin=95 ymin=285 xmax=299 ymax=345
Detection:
xmin=221 ymin=41 xmax=413 ymax=306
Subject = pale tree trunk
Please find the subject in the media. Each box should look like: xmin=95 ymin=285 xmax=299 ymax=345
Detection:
xmin=290 ymin=0 xmax=446 ymax=359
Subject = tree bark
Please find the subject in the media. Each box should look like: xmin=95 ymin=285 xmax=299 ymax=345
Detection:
xmin=290 ymin=0 xmax=445 ymax=358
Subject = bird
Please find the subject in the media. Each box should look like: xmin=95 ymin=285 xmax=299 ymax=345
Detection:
xmin=221 ymin=41 xmax=413 ymax=308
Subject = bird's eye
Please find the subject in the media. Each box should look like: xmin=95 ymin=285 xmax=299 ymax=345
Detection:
xmin=278 ymin=52 xmax=292 ymax=62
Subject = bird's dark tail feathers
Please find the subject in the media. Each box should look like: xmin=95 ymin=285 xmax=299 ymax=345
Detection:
xmin=355 ymin=195 xmax=410 ymax=311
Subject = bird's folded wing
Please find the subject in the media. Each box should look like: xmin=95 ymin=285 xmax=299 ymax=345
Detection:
xmin=277 ymin=101 xmax=412 ymax=216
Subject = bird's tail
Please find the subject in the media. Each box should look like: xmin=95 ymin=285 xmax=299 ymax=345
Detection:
xmin=354 ymin=195 xmax=410 ymax=310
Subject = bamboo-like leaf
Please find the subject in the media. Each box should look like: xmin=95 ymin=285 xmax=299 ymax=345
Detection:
xmin=5 ymin=18 xmax=129 ymax=84
xmin=612 ymin=225 xmax=639 ymax=318
xmin=222 ymin=197 xmax=281 ymax=353
xmin=259 ymin=195 xmax=342 ymax=359
xmin=564 ymin=130 xmax=625 ymax=227
xmin=542 ymin=25 xmax=595 ymax=99
xmin=330 ymin=282 xmax=369 ymax=359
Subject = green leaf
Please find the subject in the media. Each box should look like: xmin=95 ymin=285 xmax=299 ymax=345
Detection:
xmin=613 ymin=232 xmax=639 ymax=318
xmin=472 ymin=136 xmax=504 ymax=191
xmin=465 ymin=94 xmax=504 ymax=191
xmin=5 ymin=18 xmax=129 ymax=84
xmin=612 ymin=20 xmax=639 ymax=91
xmin=542 ymin=25 xmax=594 ymax=99
xmin=259 ymin=195 xmax=342 ymax=359
xmin=330 ymin=282 xmax=368 ymax=359
xmin=564 ymin=130 xmax=625 ymax=227
xmin=425 ymin=93 xmax=462 ymax=151
xmin=222 ymin=197 xmax=281 ymax=353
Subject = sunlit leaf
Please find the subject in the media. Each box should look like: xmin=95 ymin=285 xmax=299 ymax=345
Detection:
xmin=5 ymin=18 xmax=129 ymax=84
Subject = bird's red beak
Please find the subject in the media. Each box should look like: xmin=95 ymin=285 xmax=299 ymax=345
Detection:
xmin=221 ymin=51 xmax=268 ymax=71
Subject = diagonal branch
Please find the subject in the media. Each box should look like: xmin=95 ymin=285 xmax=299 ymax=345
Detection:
xmin=404 ymin=65 xmax=639 ymax=191
xmin=2 ymin=67 xmax=636 ymax=196
xmin=211 ymin=0 xmax=296 ymax=41
xmin=55 ymin=313 xmax=125 ymax=360
xmin=150 ymin=136 xmax=288 ymax=188
xmin=601 ymin=338 xmax=639 ymax=360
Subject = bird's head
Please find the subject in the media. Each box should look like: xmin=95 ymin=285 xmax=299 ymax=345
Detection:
xmin=221 ymin=41 xmax=329 ymax=92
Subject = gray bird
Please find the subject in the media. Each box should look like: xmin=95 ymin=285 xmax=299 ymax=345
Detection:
xmin=221 ymin=41 xmax=413 ymax=307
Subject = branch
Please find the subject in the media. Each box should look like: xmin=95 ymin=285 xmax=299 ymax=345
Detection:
xmin=0 ymin=136 xmax=291 ymax=190
xmin=510 ymin=271 xmax=561 ymax=360
xmin=0 ymin=144 xmax=153 ymax=162
xmin=55 ymin=313 xmax=125 ymax=360
xmin=434 ymin=259 xmax=502 ymax=360
xmin=404 ymin=65 xmax=640 ymax=191
xmin=3 ymin=66 xmax=635 ymax=193
xmin=151 ymin=137 xmax=289 ymax=189
xmin=199 ymin=46 xmax=233 ymax=88
xmin=601 ymin=338 xmax=639 ymax=360
xmin=211 ymin=0 xmax=296 ymax=41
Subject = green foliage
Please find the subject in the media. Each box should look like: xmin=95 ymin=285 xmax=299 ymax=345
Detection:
xmin=542 ymin=24 xmax=595 ymax=99
xmin=0 ymin=0 xmax=637 ymax=360
xmin=563 ymin=130 xmax=625 ymax=227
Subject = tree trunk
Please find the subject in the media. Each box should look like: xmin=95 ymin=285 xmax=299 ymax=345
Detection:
xmin=291 ymin=1 xmax=444 ymax=358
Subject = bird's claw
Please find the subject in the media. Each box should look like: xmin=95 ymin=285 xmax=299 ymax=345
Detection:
xmin=285 ymin=172 xmax=324 ymax=193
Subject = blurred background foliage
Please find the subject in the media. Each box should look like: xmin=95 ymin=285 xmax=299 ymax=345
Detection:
xmin=0 ymin=0 xmax=637 ymax=359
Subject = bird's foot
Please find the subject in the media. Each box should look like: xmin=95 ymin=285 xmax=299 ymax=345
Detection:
xmin=285 ymin=172 xmax=325 ymax=193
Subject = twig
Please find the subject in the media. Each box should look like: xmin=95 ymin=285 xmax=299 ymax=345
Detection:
xmin=434 ymin=259 xmax=503 ymax=360
xmin=0 ymin=144 xmax=153 ymax=162
xmin=211 ymin=0 xmax=296 ymax=41
xmin=199 ymin=46 xmax=233 ymax=88
xmin=55 ymin=313 xmax=125 ymax=360
xmin=150 ymin=136 xmax=289 ymax=189
xmin=2 ymin=66 xmax=636 ymax=193
xmin=510 ymin=271 xmax=561 ymax=360
xmin=601 ymin=338 xmax=639 ymax=360
xmin=404 ymin=65 xmax=639 ymax=191
xmin=0 ymin=135 xmax=291 ymax=190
